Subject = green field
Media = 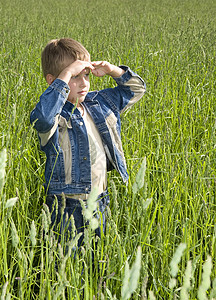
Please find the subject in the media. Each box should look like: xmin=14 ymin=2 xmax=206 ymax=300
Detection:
xmin=0 ymin=0 xmax=216 ymax=299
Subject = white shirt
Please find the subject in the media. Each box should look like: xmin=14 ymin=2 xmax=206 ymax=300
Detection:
xmin=81 ymin=105 xmax=107 ymax=195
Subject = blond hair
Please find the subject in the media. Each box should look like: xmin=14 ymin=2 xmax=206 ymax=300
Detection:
xmin=41 ymin=38 xmax=90 ymax=77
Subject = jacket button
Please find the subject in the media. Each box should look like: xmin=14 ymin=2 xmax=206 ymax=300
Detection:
xmin=83 ymin=157 xmax=87 ymax=160
xmin=80 ymin=122 xmax=83 ymax=126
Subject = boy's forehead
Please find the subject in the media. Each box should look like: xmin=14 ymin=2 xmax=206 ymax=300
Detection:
xmin=81 ymin=55 xmax=91 ymax=62
xmin=64 ymin=56 xmax=90 ymax=65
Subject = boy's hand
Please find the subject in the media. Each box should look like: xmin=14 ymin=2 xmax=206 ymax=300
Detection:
xmin=57 ymin=60 xmax=94 ymax=84
xmin=91 ymin=61 xmax=125 ymax=78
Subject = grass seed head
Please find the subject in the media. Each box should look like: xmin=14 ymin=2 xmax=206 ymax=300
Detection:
xmin=11 ymin=219 xmax=19 ymax=248
xmin=29 ymin=220 xmax=37 ymax=247
xmin=169 ymin=243 xmax=186 ymax=278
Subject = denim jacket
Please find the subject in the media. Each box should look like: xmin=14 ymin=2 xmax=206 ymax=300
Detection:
xmin=30 ymin=66 xmax=146 ymax=195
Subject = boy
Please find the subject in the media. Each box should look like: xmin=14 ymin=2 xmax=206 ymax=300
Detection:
xmin=30 ymin=38 xmax=146 ymax=248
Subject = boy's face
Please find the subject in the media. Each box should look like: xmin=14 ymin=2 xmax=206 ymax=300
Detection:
xmin=67 ymin=67 xmax=90 ymax=106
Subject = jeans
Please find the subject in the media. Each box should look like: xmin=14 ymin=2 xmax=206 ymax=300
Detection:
xmin=45 ymin=191 xmax=110 ymax=250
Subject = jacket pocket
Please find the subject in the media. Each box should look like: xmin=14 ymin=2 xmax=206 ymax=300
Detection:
xmin=49 ymin=151 xmax=65 ymax=182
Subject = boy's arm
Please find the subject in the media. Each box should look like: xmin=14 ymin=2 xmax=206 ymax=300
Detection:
xmin=91 ymin=61 xmax=146 ymax=113
xmin=112 ymin=65 xmax=146 ymax=114
xmin=30 ymin=79 xmax=70 ymax=133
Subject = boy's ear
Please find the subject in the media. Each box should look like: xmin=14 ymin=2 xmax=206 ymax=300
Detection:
xmin=46 ymin=74 xmax=55 ymax=85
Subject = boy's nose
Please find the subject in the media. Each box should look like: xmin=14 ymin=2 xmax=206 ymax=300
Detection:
xmin=80 ymin=76 xmax=88 ymax=86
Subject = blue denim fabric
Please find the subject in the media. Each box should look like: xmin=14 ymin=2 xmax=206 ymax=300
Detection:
xmin=46 ymin=191 xmax=110 ymax=249
xmin=30 ymin=66 xmax=146 ymax=195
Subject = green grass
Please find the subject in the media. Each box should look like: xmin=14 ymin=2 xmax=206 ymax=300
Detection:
xmin=0 ymin=0 xmax=216 ymax=298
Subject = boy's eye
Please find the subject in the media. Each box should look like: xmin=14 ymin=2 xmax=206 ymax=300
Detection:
xmin=71 ymin=75 xmax=79 ymax=79
xmin=71 ymin=73 xmax=90 ymax=80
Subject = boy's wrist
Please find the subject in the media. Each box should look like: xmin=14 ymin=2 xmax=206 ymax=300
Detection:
xmin=107 ymin=65 xmax=125 ymax=78
xmin=57 ymin=69 xmax=73 ymax=84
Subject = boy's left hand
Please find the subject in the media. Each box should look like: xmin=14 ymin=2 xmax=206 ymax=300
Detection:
xmin=91 ymin=61 xmax=125 ymax=78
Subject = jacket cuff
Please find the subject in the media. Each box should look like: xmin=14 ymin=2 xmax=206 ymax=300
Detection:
xmin=50 ymin=79 xmax=70 ymax=99
xmin=112 ymin=65 xmax=138 ymax=84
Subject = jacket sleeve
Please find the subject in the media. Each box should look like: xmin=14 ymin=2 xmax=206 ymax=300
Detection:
xmin=98 ymin=66 xmax=146 ymax=114
xmin=30 ymin=79 xmax=70 ymax=133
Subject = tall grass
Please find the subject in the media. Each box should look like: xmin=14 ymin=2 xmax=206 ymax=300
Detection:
xmin=0 ymin=0 xmax=215 ymax=298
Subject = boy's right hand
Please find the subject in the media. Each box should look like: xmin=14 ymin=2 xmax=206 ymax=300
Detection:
xmin=57 ymin=60 xmax=94 ymax=84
